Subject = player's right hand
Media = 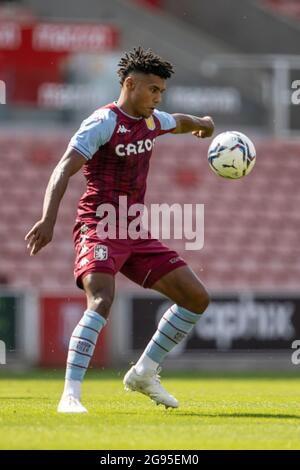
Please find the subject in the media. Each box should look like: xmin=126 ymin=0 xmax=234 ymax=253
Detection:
xmin=25 ymin=219 xmax=54 ymax=256
xmin=192 ymin=116 xmax=215 ymax=139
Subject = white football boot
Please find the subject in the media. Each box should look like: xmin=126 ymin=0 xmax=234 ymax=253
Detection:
xmin=57 ymin=394 xmax=88 ymax=413
xmin=123 ymin=366 xmax=179 ymax=409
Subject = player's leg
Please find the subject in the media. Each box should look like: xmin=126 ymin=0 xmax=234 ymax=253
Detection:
xmin=151 ymin=264 xmax=209 ymax=313
xmin=136 ymin=265 xmax=209 ymax=367
xmin=58 ymin=272 xmax=114 ymax=413
xmin=124 ymin=265 xmax=209 ymax=408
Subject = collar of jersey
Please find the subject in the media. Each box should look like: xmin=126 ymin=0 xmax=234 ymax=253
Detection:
xmin=113 ymin=102 xmax=143 ymax=121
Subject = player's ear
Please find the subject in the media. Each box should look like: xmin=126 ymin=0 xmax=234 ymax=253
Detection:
xmin=124 ymin=75 xmax=136 ymax=91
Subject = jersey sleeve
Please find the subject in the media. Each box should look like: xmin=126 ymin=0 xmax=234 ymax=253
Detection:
xmin=69 ymin=108 xmax=117 ymax=160
xmin=153 ymin=109 xmax=176 ymax=136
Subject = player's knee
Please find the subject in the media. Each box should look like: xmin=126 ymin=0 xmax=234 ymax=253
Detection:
xmin=187 ymin=288 xmax=210 ymax=314
xmin=197 ymin=289 xmax=210 ymax=313
xmin=88 ymin=292 xmax=114 ymax=318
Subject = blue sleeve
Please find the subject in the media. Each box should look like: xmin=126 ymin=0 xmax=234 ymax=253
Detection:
xmin=69 ymin=108 xmax=117 ymax=160
xmin=153 ymin=109 xmax=176 ymax=135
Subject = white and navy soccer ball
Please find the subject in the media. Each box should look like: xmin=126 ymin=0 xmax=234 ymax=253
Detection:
xmin=207 ymin=131 xmax=256 ymax=179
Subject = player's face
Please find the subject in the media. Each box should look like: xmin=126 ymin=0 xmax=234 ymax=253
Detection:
xmin=128 ymin=73 xmax=166 ymax=118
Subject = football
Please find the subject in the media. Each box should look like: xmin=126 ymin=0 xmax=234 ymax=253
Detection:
xmin=208 ymin=131 xmax=256 ymax=179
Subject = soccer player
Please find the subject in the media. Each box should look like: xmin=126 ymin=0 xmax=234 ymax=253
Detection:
xmin=25 ymin=47 xmax=214 ymax=413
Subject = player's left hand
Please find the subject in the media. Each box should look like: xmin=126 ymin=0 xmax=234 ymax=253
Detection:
xmin=192 ymin=116 xmax=214 ymax=139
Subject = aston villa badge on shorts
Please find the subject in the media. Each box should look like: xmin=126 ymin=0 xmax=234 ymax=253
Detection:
xmin=94 ymin=244 xmax=108 ymax=261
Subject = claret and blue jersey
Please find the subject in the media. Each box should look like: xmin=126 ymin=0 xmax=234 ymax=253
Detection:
xmin=69 ymin=102 xmax=176 ymax=219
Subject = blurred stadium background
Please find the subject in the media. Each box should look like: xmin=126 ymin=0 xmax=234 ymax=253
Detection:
xmin=1 ymin=0 xmax=300 ymax=374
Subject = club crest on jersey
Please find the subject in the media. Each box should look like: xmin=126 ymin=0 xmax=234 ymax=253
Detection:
xmin=145 ymin=116 xmax=156 ymax=130
xmin=94 ymin=244 xmax=108 ymax=261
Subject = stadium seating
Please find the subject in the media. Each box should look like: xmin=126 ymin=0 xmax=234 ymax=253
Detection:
xmin=0 ymin=131 xmax=299 ymax=294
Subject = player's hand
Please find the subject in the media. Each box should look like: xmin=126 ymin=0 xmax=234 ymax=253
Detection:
xmin=25 ymin=219 xmax=54 ymax=256
xmin=192 ymin=116 xmax=214 ymax=139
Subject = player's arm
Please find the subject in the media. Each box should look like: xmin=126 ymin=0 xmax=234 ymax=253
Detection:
xmin=172 ymin=114 xmax=214 ymax=138
xmin=25 ymin=147 xmax=86 ymax=256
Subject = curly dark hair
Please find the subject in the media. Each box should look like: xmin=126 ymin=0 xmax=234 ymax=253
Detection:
xmin=117 ymin=46 xmax=174 ymax=85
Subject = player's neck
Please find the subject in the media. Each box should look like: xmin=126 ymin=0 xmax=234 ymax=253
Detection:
xmin=116 ymin=97 xmax=141 ymax=119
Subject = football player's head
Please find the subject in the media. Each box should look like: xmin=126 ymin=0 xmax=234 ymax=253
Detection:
xmin=117 ymin=47 xmax=174 ymax=118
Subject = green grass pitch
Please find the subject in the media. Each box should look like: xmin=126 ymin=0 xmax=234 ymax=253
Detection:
xmin=0 ymin=370 xmax=299 ymax=450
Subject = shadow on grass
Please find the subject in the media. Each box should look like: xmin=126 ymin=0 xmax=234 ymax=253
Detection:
xmin=1 ymin=400 xmax=299 ymax=420
xmin=97 ymin=409 xmax=300 ymax=420
xmin=174 ymin=411 xmax=300 ymax=420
